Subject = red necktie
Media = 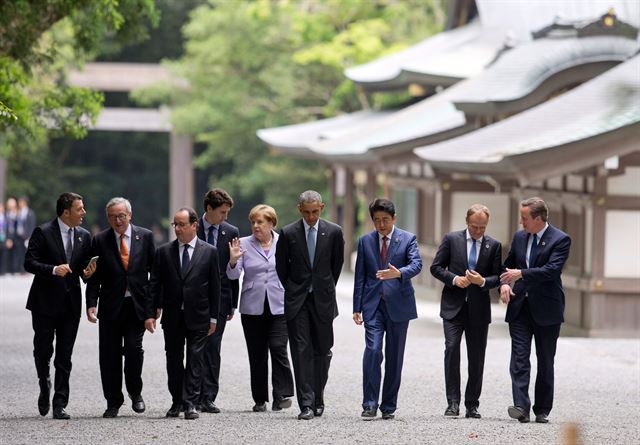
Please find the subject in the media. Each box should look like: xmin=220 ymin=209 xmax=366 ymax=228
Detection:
xmin=380 ymin=236 xmax=388 ymax=299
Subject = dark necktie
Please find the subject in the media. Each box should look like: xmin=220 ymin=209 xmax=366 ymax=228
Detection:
xmin=468 ymin=238 xmax=478 ymax=271
xmin=307 ymin=226 xmax=316 ymax=267
xmin=207 ymin=225 xmax=217 ymax=247
xmin=181 ymin=244 xmax=190 ymax=276
xmin=528 ymin=233 xmax=538 ymax=267
xmin=65 ymin=228 xmax=73 ymax=262
xmin=380 ymin=236 xmax=389 ymax=266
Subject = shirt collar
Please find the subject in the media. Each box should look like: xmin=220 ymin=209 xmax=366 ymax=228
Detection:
xmin=534 ymin=223 xmax=548 ymax=240
xmin=465 ymin=229 xmax=483 ymax=243
xmin=378 ymin=226 xmax=395 ymax=241
xmin=57 ymin=217 xmax=72 ymax=232
xmin=303 ymin=219 xmax=318 ymax=232
xmin=201 ymin=214 xmax=219 ymax=231
xmin=118 ymin=224 xmax=132 ymax=239
xmin=179 ymin=236 xmax=198 ymax=249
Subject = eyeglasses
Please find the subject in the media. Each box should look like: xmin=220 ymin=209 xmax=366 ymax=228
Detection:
xmin=107 ymin=213 xmax=129 ymax=221
xmin=467 ymin=224 xmax=487 ymax=230
xmin=170 ymin=222 xmax=190 ymax=228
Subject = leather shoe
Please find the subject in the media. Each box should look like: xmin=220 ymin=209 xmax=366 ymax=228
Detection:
xmin=298 ymin=407 xmax=314 ymax=420
xmin=272 ymin=398 xmax=292 ymax=411
xmin=465 ymin=407 xmax=481 ymax=419
xmin=166 ymin=403 xmax=181 ymax=418
xmin=314 ymin=404 xmax=324 ymax=417
xmin=38 ymin=381 xmax=51 ymax=417
xmin=381 ymin=412 xmax=395 ymax=420
xmin=200 ymin=400 xmax=220 ymax=413
xmin=444 ymin=402 xmax=460 ymax=416
xmin=130 ymin=394 xmax=145 ymax=413
xmin=361 ymin=407 xmax=377 ymax=420
xmin=253 ymin=402 xmax=267 ymax=412
xmin=184 ymin=407 xmax=199 ymax=420
xmin=103 ymin=407 xmax=119 ymax=418
xmin=535 ymin=413 xmax=549 ymax=424
xmin=508 ymin=406 xmax=530 ymax=423
xmin=53 ymin=407 xmax=70 ymax=420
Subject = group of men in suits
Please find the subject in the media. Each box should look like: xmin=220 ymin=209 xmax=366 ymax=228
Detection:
xmin=23 ymin=190 xmax=570 ymax=424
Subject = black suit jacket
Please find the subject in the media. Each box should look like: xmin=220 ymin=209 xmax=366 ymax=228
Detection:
xmin=24 ymin=218 xmax=93 ymax=318
xmin=430 ymin=230 xmax=502 ymax=325
xmin=504 ymin=225 xmax=571 ymax=326
xmin=86 ymin=225 xmax=155 ymax=321
xmin=197 ymin=218 xmax=239 ymax=316
xmin=148 ymin=239 xmax=221 ymax=331
xmin=275 ymin=218 xmax=344 ymax=322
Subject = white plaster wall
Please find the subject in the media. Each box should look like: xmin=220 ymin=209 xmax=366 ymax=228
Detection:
xmin=604 ymin=210 xmax=640 ymax=278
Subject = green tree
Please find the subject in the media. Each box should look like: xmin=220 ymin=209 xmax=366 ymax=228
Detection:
xmin=134 ymin=0 xmax=445 ymax=228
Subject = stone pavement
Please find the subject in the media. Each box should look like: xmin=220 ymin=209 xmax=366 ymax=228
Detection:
xmin=0 ymin=273 xmax=638 ymax=444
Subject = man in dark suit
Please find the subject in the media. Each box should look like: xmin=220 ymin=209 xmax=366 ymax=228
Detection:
xmin=275 ymin=190 xmax=344 ymax=420
xmin=195 ymin=188 xmax=239 ymax=413
xmin=353 ymin=198 xmax=422 ymax=421
xmin=500 ymin=197 xmax=571 ymax=424
xmin=145 ymin=207 xmax=220 ymax=420
xmin=430 ymin=204 xmax=502 ymax=419
xmin=86 ymin=197 xmax=155 ymax=418
xmin=24 ymin=192 xmax=96 ymax=419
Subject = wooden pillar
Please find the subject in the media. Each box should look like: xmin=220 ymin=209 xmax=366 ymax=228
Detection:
xmin=0 ymin=157 xmax=5 ymax=203
xmin=329 ymin=165 xmax=338 ymax=223
xmin=363 ymin=167 xmax=377 ymax=232
xmin=342 ymin=167 xmax=356 ymax=271
xmin=169 ymin=132 xmax=194 ymax=239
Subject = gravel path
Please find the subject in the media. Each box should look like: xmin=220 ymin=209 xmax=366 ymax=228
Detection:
xmin=1 ymin=274 xmax=638 ymax=444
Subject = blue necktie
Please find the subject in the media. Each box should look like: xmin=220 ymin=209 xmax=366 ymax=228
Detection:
xmin=528 ymin=233 xmax=538 ymax=267
xmin=181 ymin=244 xmax=190 ymax=276
xmin=307 ymin=226 xmax=316 ymax=267
xmin=468 ymin=238 xmax=477 ymax=271
xmin=207 ymin=225 xmax=217 ymax=247
xmin=65 ymin=228 xmax=74 ymax=262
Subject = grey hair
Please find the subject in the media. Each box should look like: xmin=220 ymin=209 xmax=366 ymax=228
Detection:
xmin=105 ymin=197 xmax=132 ymax=214
xmin=297 ymin=190 xmax=323 ymax=206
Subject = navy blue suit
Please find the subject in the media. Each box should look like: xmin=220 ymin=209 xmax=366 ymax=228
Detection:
xmin=353 ymin=227 xmax=422 ymax=414
xmin=504 ymin=224 xmax=570 ymax=416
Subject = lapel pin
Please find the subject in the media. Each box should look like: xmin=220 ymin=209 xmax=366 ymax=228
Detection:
xmin=321 ymin=232 xmax=325 ymax=236
xmin=485 ymin=244 xmax=489 ymax=249
xmin=541 ymin=241 xmax=546 ymax=246
xmin=77 ymin=237 xmax=82 ymax=242
xmin=135 ymin=235 xmax=140 ymax=240
xmin=221 ymin=231 xmax=226 ymax=236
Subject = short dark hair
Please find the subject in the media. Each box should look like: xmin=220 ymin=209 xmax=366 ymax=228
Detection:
xmin=177 ymin=207 xmax=198 ymax=224
xmin=56 ymin=192 xmax=83 ymax=216
xmin=369 ymin=198 xmax=395 ymax=219
xmin=521 ymin=197 xmax=548 ymax=222
xmin=203 ymin=188 xmax=234 ymax=212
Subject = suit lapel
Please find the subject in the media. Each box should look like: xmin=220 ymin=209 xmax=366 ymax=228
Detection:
xmin=475 ymin=235 xmax=491 ymax=268
xmin=386 ymin=229 xmax=401 ymax=267
xmin=249 ymin=236 xmax=268 ymax=260
xmin=531 ymin=225 xmax=552 ymax=267
xmin=296 ymin=220 xmax=311 ymax=269
xmin=170 ymin=240 xmax=182 ymax=278
xmin=456 ymin=230 xmax=469 ymax=269
xmin=107 ymin=228 xmax=124 ymax=271
xmin=313 ymin=219 xmax=329 ymax=267
xmin=184 ymin=239 xmax=203 ymax=278
xmin=128 ymin=225 xmax=138 ymax=266
xmin=51 ymin=219 xmax=68 ymax=264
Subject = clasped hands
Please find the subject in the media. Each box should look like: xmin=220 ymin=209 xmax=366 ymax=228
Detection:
xmin=454 ymin=269 xmax=484 ymax=288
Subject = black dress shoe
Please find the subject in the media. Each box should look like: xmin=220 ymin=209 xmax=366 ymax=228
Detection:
xmin=184 ymin=407 xmax=199 ymax=420
xmin=103 ymin=407 xmax=119 ymax=418
xmin=298 ymin=407 xmax=314 ymax=420
xmin=508 ymin=406 xmax=530 ymax=423
xmin=52 ymin=407 xmax=70 ymax=420
xmin=313 ymin=404 xmax=324 ymax=417
xmin=361 ymin=407 xmax=377 ymax=420
xmin=253 ymin=402 xmax=267 ymax=412
xmin=200 ymin=400 xmax=220 ymax=413
xmin=444 ymin=402 xmax=460 ymax=416
xmin=535 ymin=413 xmax=549 ymax=423
xmin=130 ymin=394 xmax=145 ymax=413
xmin=465 ymin=407 xmax=481 ymax=419
xmin=381 ymin=412 xmax=395 ymax=420
xmin=272 ymin=398 xmax=292 ymax=411
xmin=166 ymin=403 xmax=181 ymax=418
xmin=38 ymin=388 xmax=51 ymax=417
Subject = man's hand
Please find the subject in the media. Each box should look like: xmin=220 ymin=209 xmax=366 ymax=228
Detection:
xmin=353 ymin=312 xmax=363 ymax=325
xmin=144 ymin=318 xmax=156 ymax=333
xmin=207 ymin=322 xmax=217 ymax=336
xmin=376 ymin=264 xmax=401 ymax=280
xmin=465 ymin=269 xmax=484 ymax=286
xmin=87 ymin=307 xmax=98 ymax=323
xmin=500 ymin=284 xmax=514 ymax=304
xmin=83 ymin=260 xmax=97 ymax=279
xmin=454 ymin=275 xmax=471 ymax=288
xmin=227 ymin=308 xmax=235 ymax=321
xmin=500 ymin=268 xmax=522 ymax=284
xmin=54 ymin=264 xmax=72 ymax=277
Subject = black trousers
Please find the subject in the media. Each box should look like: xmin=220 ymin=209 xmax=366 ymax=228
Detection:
xmin=98 ymin=298 xmax=145 ymax=408
xmin=287 ymin=293 xmax=333 ymax=410
xmin=241 ymin=296 xmax=293 ymax=404
xmin=31 ymin=309 xmax=80 ymax=409
xmin=163 ymin=315 xmax=208 ymax=409
xmin=443 ymin=302 xmax=489 ymax=409
xmin=509 ymin=299 xmax=560 ymax=416
xmin=199 ymin=314 xmax=227 ymax=403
